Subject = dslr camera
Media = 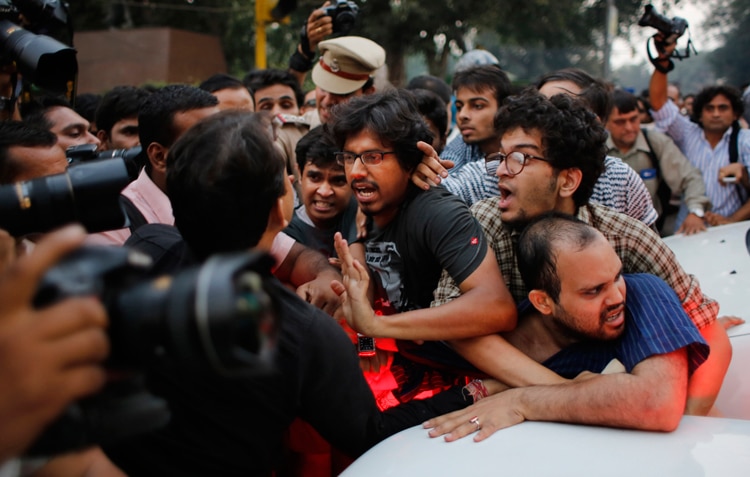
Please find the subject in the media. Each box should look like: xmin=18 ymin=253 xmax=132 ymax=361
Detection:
xmin=0 ymin=0 xmax=77 ymax=95
xmin=0 ymin=158 xmax=131 ymax=237
xmin=323 ymin=0 xmax=359 ymax=35
xmin=28 ymin=246 xmax=279 ymax=456
xmin=66 ymin=143 xmax=144 ymax=179
xmin=638 ymin=4 xmax=688 ymax=45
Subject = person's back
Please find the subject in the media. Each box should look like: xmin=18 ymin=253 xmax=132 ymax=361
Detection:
xmin=103 ymin=111 xmax=479 ymax=475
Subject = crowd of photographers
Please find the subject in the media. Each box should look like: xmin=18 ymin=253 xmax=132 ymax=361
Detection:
xmin=0 ymin=1 xmax=749 ymax=476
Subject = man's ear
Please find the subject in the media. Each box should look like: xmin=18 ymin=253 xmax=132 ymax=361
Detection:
xmin=147 ymin=142 xmax=168 ymax=173
xmin=528 ymin=289 xmax=554 ymax=315
xmin=96 ymin=129 xmax=110 ymax=148
xmin=558 ymin=167 xmax=583 ymax=199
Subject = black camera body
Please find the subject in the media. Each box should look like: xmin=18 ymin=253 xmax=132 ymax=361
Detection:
xmin=66 ymin=143 xmax=143 ymax=180
xmin=28 ymin=246 xmax=279 ymax=456
xmin=323 ymin=0 xmax=359 ymax=35
xmin=638 ymin=4 xmax=688 ymax=45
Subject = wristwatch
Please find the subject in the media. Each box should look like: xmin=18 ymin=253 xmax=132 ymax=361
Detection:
xmin=689 ymin=208 xmax=704 ymax=218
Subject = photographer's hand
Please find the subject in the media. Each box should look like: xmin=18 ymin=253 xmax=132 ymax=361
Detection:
xmin=305 ymin=2 xmax=333 ymax=54
xmin=0 ymin=225 xmax=109 ymax=463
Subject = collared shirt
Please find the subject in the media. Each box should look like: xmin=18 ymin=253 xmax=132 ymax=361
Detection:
xmin=439 ymin=138 xmax=483 ymax=173
xmin=606 ymin=128 xmax=709 ymax=214
xmin=85 ymin=167 xmax=173 ymax=246
xmin=652 ymin=100 xmax=750 ymax=216
xmin=439 ymin=155 xmax=659 ymax=226
xmin=432 ymin=200 xmax=718 ymax=330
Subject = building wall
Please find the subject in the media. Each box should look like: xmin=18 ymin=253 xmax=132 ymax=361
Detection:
xmin=75 ymin=28 xmax=227 ymax=94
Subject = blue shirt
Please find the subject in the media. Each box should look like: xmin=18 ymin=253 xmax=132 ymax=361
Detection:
xmin=652 ymin=100 xmax=750 ymax=216
xmin=542 ymin=273 xmax=709 ymax=378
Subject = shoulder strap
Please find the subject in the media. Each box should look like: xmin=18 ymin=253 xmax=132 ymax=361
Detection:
xmin=119 ymin=195 xmax=148 ymax=233
xmin=640 ymin=128 xmax=660 ymax=178
xmin=729 ymin=120 xmax=740 ymax=164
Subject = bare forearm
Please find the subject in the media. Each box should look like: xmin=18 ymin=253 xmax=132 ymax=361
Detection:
xmin=364 ymin=291 xmax=516 ymax=340
xmin=649 ymin=67 xmax=668 ymax=111
xmin=729 ymin=200 xmax=750 ymax=223
xmin=277 ymin=242 xmax=339 ymax=287
xmin=516 ymin=361 xmax=686 ymax=431
xmin=451 ymin=334 xmax=567 ymax=387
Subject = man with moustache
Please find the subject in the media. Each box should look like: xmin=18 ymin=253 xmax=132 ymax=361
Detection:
xmin=329 ymin=90 xmax=516 ymax=401
xmin=422 ymin=213 xmax=708 ymax=440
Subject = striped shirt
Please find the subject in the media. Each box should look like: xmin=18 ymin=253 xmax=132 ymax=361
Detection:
xmin=439 ymin=155 xmax=659 ymax=226
xmin=542 ymin=273 xmax=709 ymax=377
xmin=652 ymin=100 xmax=750 ymax=216
xmin=431 ymin=201 xmax=718 ymax=330
xmin=439 ymin=137 xmax=483 ymax=173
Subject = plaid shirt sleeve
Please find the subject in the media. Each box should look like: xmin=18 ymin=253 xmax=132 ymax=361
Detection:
xmin=584 ymin=204 xmax=719 ymax=329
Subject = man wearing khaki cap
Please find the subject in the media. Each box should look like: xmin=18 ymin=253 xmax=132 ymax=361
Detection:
xmin=277 ymin=36 xmax=386 ymax=174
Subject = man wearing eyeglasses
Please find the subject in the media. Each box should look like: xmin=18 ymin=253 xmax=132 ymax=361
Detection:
xmin=431 ymin=90 xmax=730 ymax=417
xmin=328 ymin=90 xmax=518 ymax=402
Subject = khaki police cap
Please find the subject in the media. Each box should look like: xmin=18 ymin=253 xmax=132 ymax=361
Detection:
xmin=312 ymin=36 xmax=386 ymax=95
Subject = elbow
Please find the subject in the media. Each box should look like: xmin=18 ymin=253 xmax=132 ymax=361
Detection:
xmin=488 ymin=297 xmax=517 ymax=332
xmin=641 ymin=389 xmax=686 ymax=432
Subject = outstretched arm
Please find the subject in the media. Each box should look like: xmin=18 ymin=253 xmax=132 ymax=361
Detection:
xmin=424 ymin=347 xmax=688 ymax=442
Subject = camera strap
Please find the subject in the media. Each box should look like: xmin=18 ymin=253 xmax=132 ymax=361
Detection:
xmin=120 ymin=195 xmax=148 ymax=233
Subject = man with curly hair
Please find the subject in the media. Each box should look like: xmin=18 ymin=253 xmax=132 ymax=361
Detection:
xmin=430 ymin=90 xmax=729 ymax=418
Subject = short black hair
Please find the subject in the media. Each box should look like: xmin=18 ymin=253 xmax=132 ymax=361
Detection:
xmin=95 ymin=86 xmax=152 ymax=137
xmin=0 ymin=121 xmax=58 ymax=184
xmin=20 ymin=95 xmax=73 ymax=130
xmin=406 ymin=74 xmax=452 ymax=104
xmin=295 ymin=125 xmax=339 ymax=174
xmin=243 ymin=68 xmax=304 ymax=110
xmin=326 ymin=89 xmax=433 ymax=173
xmin=452 ymin=64 xmax=513 ymax=106
xmin=691 ymin=85 xmax=744 ymax=125
xmin=408 ymin=88 xmax=448 ymax=149
xmin=167 ymin=111 xmax=286 ymax=260
xmin=536 ymin=68 xmax=613 ymax=122
xmin=611 ymin=89 xmax=639 ymax=115
xmin=199 ymin=73 xmax=246 ymax=94
xmin=494 ymin=89 xmax=607 ymax=209
xmin=517 ymin=212 xmax=599 ymax=302
xmin=74 ymin=93 xmax=101 ymax=125
xmin=138 ymin=85 xmax=218 ymax=175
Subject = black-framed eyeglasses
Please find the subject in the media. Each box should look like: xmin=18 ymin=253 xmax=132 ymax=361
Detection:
xmin=334 ymin=151 xmax=396 ymax=166
xmin=485 ymin=151 xmax=549 ymax=177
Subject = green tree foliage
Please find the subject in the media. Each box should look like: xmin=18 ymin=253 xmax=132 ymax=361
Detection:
xmin=65 ymin=1 xmax=681 ymax=84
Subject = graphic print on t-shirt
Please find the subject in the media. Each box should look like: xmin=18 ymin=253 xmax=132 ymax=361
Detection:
xmin=365 ymin=240 xmax=407 ymax=314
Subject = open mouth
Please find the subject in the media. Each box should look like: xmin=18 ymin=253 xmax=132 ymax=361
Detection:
xmin=311 ymin=200 xmax=335 ymax=212
xmin=352 ymin=181 xmax=378 ymax=202
xmin=603 ymin=304 xmax=625 ymax=326
xmin=497 ymin=183 xmax=512 ymax=208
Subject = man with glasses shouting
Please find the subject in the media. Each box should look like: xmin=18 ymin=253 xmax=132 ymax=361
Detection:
xmin=428 ymin=89 xmax=729 ymax=417
xmin=327 ymin=90 xmax=518 ymax=403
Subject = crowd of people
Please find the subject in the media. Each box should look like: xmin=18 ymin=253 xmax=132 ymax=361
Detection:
xmin=0 ymin=2 xmax=749 ymax=476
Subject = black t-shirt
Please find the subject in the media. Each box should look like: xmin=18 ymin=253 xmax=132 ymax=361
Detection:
xmin=365 ymin=186 xmax=487 ymax=314
xmin=104 ymin=270 xmax=470 ymax=476
xmin=284 ymin=198 xmax=358 ymax=258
